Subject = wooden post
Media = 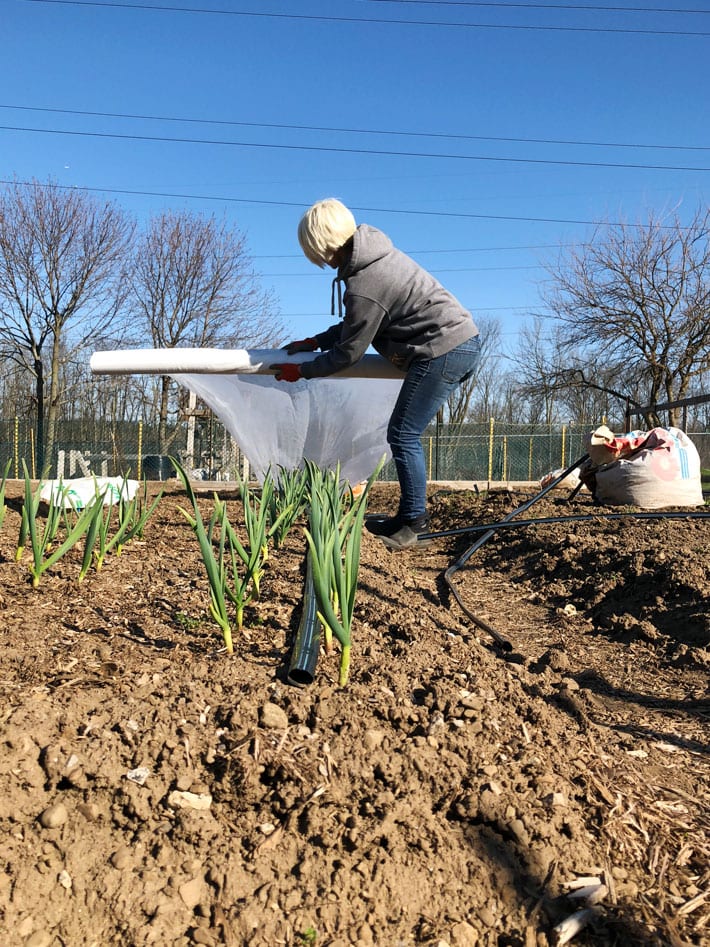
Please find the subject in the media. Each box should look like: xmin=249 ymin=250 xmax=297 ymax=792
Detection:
xmin=528 ymin=436 xmax=533 ymax=480
xmin=561 ymin=424 xmax=567 ymax=467
xmin=487 ymin=418 xmax=494 ymax=482
xmin=13 ymin=417 xmax=19 ymax=480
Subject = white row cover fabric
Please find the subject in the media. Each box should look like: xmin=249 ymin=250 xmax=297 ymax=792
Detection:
xmin=90 ymin=348 xmax=402 ymax=379
xmin=172 ymin=372 xmax=403 ymax=485
xmin=90 ymin=348 xmax=403 ymax=485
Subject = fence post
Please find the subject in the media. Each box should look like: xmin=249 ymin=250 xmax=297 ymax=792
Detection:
xmin=435 ymin=407 xmax=443 ymax=480
xmin=561 ymin=424 xmax=567 ymax=467
xmin=503 ymin=435 xmax=508 ymax=480
xmin=528 ymin=436 xmax=533 ymax=481
xmin=137 ymin=421 xmax=143 ymax=481
xmin=14 ymin=417 xmax=19 ymax=480
xmin=487 ymin=417 xmax=494 ymax=481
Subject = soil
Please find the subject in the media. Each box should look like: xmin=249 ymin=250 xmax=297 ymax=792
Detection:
xmin=0 ymin=478 xmax=708 ymax=947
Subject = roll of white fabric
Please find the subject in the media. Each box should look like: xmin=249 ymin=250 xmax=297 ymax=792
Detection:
xmin=89 ymin=348 xmax=402 ymax=379
xmin=90 ymin=348 xmax=404 ymax=485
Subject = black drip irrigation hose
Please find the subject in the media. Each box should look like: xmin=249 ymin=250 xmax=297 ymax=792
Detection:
xmin=440 ymin=453 xmax=591 ymax=652
xmin=286 ymin=552 xmax=321 ymax=687
xmin=421 ymin=508 xmax=710 ymax=541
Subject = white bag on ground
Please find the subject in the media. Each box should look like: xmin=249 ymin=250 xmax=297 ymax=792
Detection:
xmin=584 ymin=426 xmax=704 ymax=509
xmin=40 ymin=477 xmax=140 ymax=510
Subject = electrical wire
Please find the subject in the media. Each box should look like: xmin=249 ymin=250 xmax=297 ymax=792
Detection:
xmin=369 ymin=0 xmax=710 ymax=15
xmin=21 ymin=0 xmax=710 ymax=36
xmin=3 ymin=123 xmax=710 ymax=172
xmin=0 ymin=177 xmax=698 ymax=231
xmin=2 ymin=104 xmax=707 ymax=154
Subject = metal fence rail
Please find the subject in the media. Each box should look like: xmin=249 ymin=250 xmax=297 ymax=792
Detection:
xmin=1 ymin=416 xmax=708 ymax=482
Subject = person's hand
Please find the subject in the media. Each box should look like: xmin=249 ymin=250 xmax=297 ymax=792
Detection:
xmin=270 ymin=363 xmax=303 ymax=382
xmin=283 ymin=337 xmax=317 ymax=355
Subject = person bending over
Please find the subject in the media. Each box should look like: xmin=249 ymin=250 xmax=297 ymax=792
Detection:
xmin=272 ymin=198 xmax=481 ymax=550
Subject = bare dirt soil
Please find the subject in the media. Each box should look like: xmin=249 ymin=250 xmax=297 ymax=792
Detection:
xmin=0 ymin=479 xmax=708 ymax=947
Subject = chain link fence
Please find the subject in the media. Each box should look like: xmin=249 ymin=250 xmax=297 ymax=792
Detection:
xmin=2 ymin=416 xmax=708 ymax=483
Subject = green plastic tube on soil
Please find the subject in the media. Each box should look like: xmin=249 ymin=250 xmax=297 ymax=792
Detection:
xmin=287 ymin=551 xmax=321 ymax=687
xmin=303 ymin=458 xmax=384 ymax=686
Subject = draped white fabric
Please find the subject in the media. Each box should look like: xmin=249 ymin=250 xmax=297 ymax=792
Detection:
xmin=172 ymin=372 xmax=403 ymax=484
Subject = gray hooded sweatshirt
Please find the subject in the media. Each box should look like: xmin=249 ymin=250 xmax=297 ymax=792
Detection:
xmin=300 ymin=224 xmax=478 ymax=379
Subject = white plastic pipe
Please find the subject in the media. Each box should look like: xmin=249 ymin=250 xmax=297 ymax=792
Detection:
xmin=90 ymin=348 xmax=402 ymax=380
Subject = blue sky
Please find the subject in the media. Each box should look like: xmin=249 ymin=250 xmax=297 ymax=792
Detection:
xmin=2 ymin=0 xmax=709 ymax=352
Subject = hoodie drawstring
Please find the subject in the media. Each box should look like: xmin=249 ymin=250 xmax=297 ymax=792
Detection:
xmin=330 ymin=277 xmax=343 ymax=318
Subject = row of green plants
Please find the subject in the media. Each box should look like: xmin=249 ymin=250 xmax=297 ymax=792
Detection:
xmin=175 ymin=456 xmax=383 ymax=685
xmin=0 ymin=462 xmax=163 ymax=587
xmin=172 ymin=459 xmax=308 ymax=655
xmin=0 ymin=455 xmax=381 ymax=686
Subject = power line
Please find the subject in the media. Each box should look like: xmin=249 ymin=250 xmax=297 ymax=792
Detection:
xmin=3 ymin=123 xmax=710 ymax=172
xmin=264 ymin=265 xmax=542 ymax=276
xmin=21 ymin=0 xmax=710 ymax=36
xmin=368 ymin=0 xmax=710 ymax=14
xmin=0 ymin=177 xmax=685 ymax=230
xmin=2 ymin=104 xmax=707 ymax=154
xmin=257 ymin=244 xmax=563 ymax=258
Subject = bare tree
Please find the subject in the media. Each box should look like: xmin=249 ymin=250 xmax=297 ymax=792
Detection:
xmin=129 ymin=210 xmax=283 ymax=453
xmin=511 ymin=317 xmax=565 ymax=424
xmin=0 ymin=179 xmax=134 ymax=472
xmin=445 ymin=316 xmax=502 ymax=425
xmin=543 ymin=207 xmax=710 ymax=427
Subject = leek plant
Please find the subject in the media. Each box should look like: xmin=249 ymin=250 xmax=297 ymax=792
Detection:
xmin=91 ymin=477 xmax=164 ymax=571
xmin=174 ymin=460 xmax=235 ymax=653
xmin=220 ymin=500 xmax=263 ymax=631
xmin=116 ymin=478 xmax=165 ymax=550
xmin=175 ymin=458 xmax=301 ymax=651
xmin=303 ymin=459 xmax=383 ymax=686
xmin=264 ymin=466 xmax=309 ymax=548
xmin=17 ymin=463 xmax=104 ymax=588
xmin=237 ymin=473 xmax=290 ymax=598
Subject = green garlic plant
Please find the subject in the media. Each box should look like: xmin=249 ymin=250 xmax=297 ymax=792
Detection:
xmin=91 ymin=476 xmax=164 ymax=571
xmin=174 ymin=459 xmax=296 ymax=652
xmin=16 ymin=463 xmax=105 ymax=588
xmin=303 ymin=459 xmax=383 ymax=686
xmin=263 ymin=465 xmax=310 ymax=549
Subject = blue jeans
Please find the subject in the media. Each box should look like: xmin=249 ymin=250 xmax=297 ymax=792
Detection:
xmin=387 ymin=335 xmax=482 ymax=521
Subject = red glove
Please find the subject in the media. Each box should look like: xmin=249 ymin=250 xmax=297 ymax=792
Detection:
xmin=284 ymin=337 xmax=318 ymax=355
xmin=270 ymin=363 xmax=303 ymax=383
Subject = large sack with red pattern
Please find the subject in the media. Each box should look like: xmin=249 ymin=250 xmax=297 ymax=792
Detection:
xmin=583 ymin=426 xmax=704 ymax=509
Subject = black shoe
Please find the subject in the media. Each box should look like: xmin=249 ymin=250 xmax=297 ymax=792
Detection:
xmin=365 ymin=514 xmax=404 ymax=537
xmin=380 ymin=515 xmax=431 ymax=550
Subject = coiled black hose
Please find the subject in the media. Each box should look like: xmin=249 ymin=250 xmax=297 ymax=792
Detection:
xmin=440 ymin=454 xmax=591 ymax=652
xmin=432 ymin=454 xmax=709 ymax=652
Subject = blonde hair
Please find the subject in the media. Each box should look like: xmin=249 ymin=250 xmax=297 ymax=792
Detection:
xmin=298 ymin=199 xmax=357 ymax=268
